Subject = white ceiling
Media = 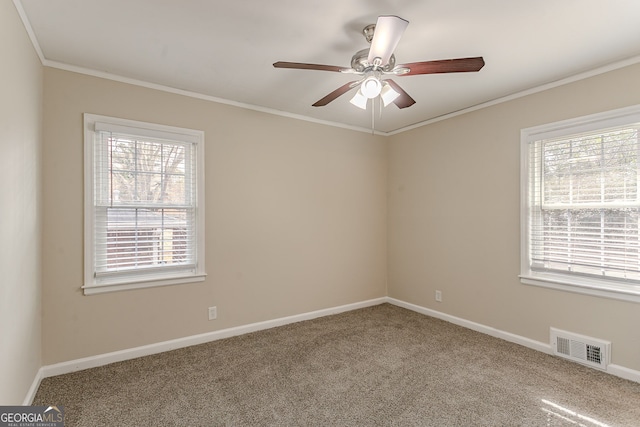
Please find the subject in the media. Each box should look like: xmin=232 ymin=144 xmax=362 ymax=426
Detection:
xmin=16 ymin=0 xmax=640 ymax=134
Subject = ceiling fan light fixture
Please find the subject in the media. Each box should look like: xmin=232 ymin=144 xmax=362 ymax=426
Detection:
xmin=380 ymin=82 xmax=400 ymax=106
xmin=349 ymin=89 xmax=368 ymax=109
xmin=361 ymin=76 xmax=382 ymax=99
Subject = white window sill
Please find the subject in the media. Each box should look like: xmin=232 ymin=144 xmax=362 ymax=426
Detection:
xmin=520 ymin=273 xmax=640 ymax=303
xmin=83 ymin=273 xmax=206 ymax=295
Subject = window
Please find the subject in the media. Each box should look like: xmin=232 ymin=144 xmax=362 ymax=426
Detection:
xmin=84 ymin=114 xmax=205 ymax=295
xmin=521 ymin=105 xmax=640 ymax=302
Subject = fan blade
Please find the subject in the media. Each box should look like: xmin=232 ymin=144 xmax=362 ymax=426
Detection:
xmin=273 ymin=61 xmax=350 ymax=73
xmin=397 ymin=57 xmax=485 ymax=76
xmin=367 ymin=16 xmax=409 ymax=67
xmin=385 ymin=79 xmax=416 ymax=109
xmin=312 ymin=81 xmax=360 ymax=107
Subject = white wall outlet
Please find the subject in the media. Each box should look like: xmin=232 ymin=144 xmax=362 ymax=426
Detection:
xmin=208 ymin=306 xmax=217 ymax=320
xmin=435 ymin=290 xmax=442 ymax=302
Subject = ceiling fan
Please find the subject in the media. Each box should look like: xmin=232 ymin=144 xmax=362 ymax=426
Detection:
xmin=273 ymin=16 xmax=485 ymax=109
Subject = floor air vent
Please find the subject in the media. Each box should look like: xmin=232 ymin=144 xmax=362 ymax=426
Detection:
xmin=550 ymin=328 xmax=610 ymax=370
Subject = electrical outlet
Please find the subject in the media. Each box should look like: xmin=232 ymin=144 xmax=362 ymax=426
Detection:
xmin=435 ymin=290 xmax=442 ymax=302
xmin=208 ymin=306 xmax=217 ymax=320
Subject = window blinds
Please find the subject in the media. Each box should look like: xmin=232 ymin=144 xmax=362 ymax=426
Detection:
xmin=528 ymin=124 xmax=640 ymax=283
xmin=93 ymin=127 xmax=197 ymax=279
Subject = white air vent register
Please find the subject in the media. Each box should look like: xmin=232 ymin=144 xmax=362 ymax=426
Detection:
xmin=550 ymin=328 xmax=610 ymax=370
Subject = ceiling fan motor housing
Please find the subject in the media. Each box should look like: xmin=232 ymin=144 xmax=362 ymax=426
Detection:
xmin=350 ymin=49 xmax=396 ymax=73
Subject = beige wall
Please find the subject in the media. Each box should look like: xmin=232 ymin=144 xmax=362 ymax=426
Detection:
xmin=0 ymin=1 xmax=43 ymax=404
xmin=41 ymin=68 xmax=388 ymax=364
xmin=388 ymin=63 xmax=640 ymax=370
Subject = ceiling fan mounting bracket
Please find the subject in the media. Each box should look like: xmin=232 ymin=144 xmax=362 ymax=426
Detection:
xmin=363 ymin=24 xmax=376 ymax=43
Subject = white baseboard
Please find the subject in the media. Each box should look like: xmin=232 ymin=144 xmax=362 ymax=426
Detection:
xmin=607 ymin=363 xmax=640 ymax=383
xmin=40 ymin=297 xmax=387 ymax=380
xmin=27 ymin=295 xmax=639 ymax=404
xmin=386 ymin=297 xmax=640 ymax=384
xmin=386 ymin=298 xmax=552 ymax=354
xmin=23 ymin=367 xmax=44 ymax=405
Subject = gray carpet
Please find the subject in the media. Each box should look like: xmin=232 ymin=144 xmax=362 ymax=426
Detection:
xmin=34 ymin=304 xmax=640 ymax=426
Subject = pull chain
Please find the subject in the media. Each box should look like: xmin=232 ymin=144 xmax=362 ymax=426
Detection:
xmin=371 ymin=98 xmax=375 ymax=135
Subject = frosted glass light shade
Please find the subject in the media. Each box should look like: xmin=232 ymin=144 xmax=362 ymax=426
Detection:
xmin=380 ymin=82 xmax=400 ymax=106
xmin=350 ymin=89 xmax=368 ymax=109
xmin=361 ymin=77 xmax=382 ymax=99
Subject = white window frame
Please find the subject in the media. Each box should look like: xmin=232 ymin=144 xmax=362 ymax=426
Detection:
xmin=520 ymin=104 xmax=640 ymax=303
xmin=83 ymin=114 xmax=206 ymax=295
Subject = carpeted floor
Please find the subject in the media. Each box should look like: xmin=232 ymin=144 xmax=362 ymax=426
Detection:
xmin=34 ymin=304 xmax=640 ymax=426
